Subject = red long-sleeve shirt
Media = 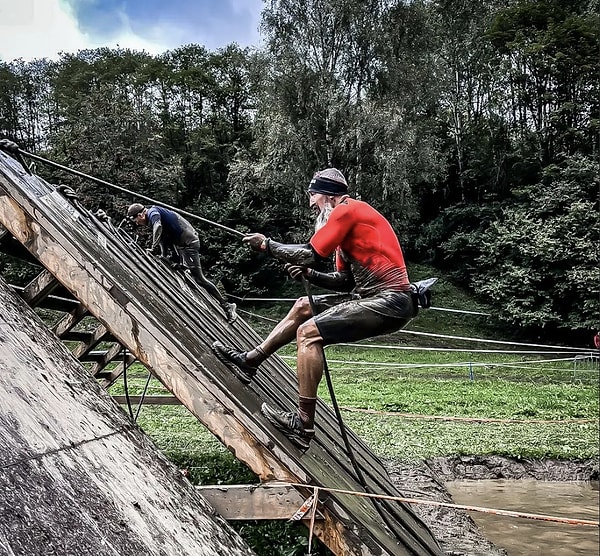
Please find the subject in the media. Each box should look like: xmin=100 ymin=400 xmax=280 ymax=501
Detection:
xmin=310 ymin=198 xmax=410 ymax=295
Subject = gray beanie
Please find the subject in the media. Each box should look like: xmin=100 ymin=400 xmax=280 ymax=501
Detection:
xmin=308 ymin=168 xmax=348 ymax=195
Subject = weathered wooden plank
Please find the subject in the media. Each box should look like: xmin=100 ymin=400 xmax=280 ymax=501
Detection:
xmin=71 ymin=324 xmax=113 ymax=358
xmin=93 ymin=345 xmax=136 ymax=387
xmin=113 ymin=395 xmax=180 ymax=405
xmin=20 ymin=268 xmax=59 ymax=307
xmin=60 ymin=330 xmax=95 ymax=343
xmin=51 ymin=300 xmax=88 ymax=337
xmin=0 ymin=150 xmax=443 ymax=556
xmin=9 ymin=284 xmax=80 ymax=312
xmin=79 ymin=349 xmax=110 ymax=362
xmin=0 ymin=276 xmax=256 ymax=556
xmin=196 ymin=483 xmax=324 ymax=521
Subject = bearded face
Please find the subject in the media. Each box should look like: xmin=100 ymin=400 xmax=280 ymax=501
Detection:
xmin=314 ymin=198 xmax=334 ymax=232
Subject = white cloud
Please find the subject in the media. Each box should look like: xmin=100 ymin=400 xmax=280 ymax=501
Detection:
xmin=0 ymin=0 xmax=171 ymax=63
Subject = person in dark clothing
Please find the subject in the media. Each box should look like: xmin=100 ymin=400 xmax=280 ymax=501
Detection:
xmin=127 ymin=203 xmax=237 ymax=323
xmin=212 ymin=168 xmax=416 ymax=449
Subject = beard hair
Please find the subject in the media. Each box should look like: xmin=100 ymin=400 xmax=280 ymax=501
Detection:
xmin=314 ymin=201 xmax=334 ymax=232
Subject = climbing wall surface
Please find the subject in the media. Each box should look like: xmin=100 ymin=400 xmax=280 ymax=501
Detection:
xmin=0 ymin=150 xmax=443 ymax=556
xmin=0 ymin=275 xmax=257 ymax=556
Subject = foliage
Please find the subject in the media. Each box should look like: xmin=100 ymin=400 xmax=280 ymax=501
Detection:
xmin=473 ymin=155 xmax=599 ymax=333
xmin=0 ymin=0 xmax=597 ymax=335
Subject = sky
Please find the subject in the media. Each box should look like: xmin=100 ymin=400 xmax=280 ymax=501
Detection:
xmin=0 ymin=0 xmax=264 ymax=63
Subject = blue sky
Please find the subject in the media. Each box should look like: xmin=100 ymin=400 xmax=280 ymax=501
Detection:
xmin=0 ymin=0 xmax=263 ymax=63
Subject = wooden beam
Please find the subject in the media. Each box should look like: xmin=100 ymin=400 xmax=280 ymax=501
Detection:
xmin=91 ymin=344 xmax=135 ymax=387
xmin=52 ymin=302 xmax=88 ymax=337
xmin=79 ymin=350 xmax=110 ymax=362
xmin=20 ymin=268 xmax=59 ymax=307
xmin=113 ymin=395 xmax=180 ymax=405
xmin=61 ymin=330 xmax=95 ymax=343
xmin=10 ymin=284 xmax=80 ymax=312
xmin=71 ymin=325 xmax=114 ymax=358
xmin=195 ymin=483 xmax=324 ymax=521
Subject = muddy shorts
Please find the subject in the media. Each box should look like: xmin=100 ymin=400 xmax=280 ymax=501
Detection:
xmin=177 ymin=240 xmax=201 ymax=269
xmin=312 ymin=290 xmax=416 ymax=345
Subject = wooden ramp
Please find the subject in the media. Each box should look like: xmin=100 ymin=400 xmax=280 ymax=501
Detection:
xmin=0 ymin=275 xmax=257 ymax=556
xmin=0 ymin=150 xmax=443 ymax=556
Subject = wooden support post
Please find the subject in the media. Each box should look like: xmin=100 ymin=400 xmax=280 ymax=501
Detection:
xmin=20 ymin=268 xmax=59 ymax=307
xmin=52 ymin=302 xmax=88 ymax=337
xmin=195 ymin=483 xmax=324 ymax=521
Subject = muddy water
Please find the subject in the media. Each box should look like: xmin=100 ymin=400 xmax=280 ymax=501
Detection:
xmin=446 ymin=479 xmax=599 ymax=555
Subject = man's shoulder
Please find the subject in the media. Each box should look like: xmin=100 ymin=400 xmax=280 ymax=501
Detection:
xmin=146 ymin=206 xmax=161 ymax=220
xmin=149 ymin=206 xmax=176 ymax=219
xmin=338 ymin=197 xmax=376 ymax=216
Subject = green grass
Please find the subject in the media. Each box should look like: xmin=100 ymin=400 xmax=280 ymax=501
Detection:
xmin=111 ymin=348 xmax=599 ymax=462
xmin=106 ymin=271 xmax=598 ymax=556
xmin=109 ymin=269 xmax=599 ymax=463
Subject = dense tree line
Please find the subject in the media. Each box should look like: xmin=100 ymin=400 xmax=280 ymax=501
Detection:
xmin=0 ymin=0 xmax=598 ymax=341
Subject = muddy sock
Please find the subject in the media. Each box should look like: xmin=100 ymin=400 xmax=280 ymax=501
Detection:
xmin=297 ymin=396 xmax=317 ymax=429
xmin=246 ymin=346 xmax=268 ymax=367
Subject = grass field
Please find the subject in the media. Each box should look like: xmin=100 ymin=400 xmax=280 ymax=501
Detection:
xmin=104 ymin=272 xmax=599 ymax=555
xmin=107 ymin=270 xmax=599 ymax=465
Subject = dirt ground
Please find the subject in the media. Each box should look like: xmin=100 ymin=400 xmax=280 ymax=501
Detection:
xmin=386 ymin=456 xmax=599 ymax=556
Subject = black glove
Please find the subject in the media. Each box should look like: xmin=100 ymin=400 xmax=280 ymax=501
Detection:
xmin=285 ymin=263 xmax=311 ymax=282
xmin=243 ymin=233 xmax=269 ymax=252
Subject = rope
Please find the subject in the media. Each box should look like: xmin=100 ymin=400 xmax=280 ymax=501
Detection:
xmin=278 ymin=354 xmax=597 ymax=374
xmin=134 ymin=370 xmax=153 ymax=422
xmin=287 ymin=482 xmax=599 ymax=527
xmin=398 ymin=330 xmax=592 ymax=352
xmin=307 ymin=486 xmax=319 ymax=555
xmin=227 ymin=294 xmax=490 ymax=316
xmin=12 ymin=147 xmax=245 ymax=237
xmin=122 ymin=349 xmax=135 ymax=421
xmin=336 ymin=342 xmax=589 ymax=355
xmin=300 ymin=277 xmax=408 ymax=547
xmin=229 ymin=297 xmax=591 ymax=354
xmin=236 ymin=307 xmax=280 ymax=323
xmin=325 ymin=356 xmax=580 ymax=368
xmin=338 ymin=407 xmax=598 ymax=424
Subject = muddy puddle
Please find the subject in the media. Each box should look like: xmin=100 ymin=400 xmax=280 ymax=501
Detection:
xmin=446 ymin=479 xmax=599 ymax=555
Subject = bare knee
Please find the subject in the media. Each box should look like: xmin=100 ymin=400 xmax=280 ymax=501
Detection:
xmin=297 ymin=320 xmax=323 ymax=349
xmin=289 ymin=296 xmax=314 ymax=321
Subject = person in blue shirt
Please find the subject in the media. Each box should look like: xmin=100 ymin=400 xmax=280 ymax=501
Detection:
xmin=127 ymin=203 xmax=236 ymax=323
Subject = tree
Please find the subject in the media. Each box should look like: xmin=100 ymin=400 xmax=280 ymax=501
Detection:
xmin=48 ymin=49 xmax=181 ymax=212
xmin=472 ymin=155 xmax=599 ymax=334
xmin=488 ymin=0 xmax=600 ymax=164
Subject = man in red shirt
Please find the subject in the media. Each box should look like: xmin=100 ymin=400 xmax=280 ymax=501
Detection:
xmin=213 ymin=168 xmax=416 ymax=449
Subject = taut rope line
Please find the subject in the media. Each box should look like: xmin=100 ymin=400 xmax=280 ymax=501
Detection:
xmin=14 ymin=148 xmax=245 ymax=238
xmin=287 ymin=482 xmax=599 ymax=527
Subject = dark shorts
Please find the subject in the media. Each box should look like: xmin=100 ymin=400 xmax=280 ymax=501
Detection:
xmin=312 ymin=290 xmax=416 ymax=345
xmin=177 ymin=241 xmax=202 ymax=270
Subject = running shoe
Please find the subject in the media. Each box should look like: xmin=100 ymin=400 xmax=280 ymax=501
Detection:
xmin=211 ymin=341 xmax=256 ymax=384
xmin=223 ymin=302 xmax=238 ymax=323
xmin=261 ymin=402 xmax=315 ymax=450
